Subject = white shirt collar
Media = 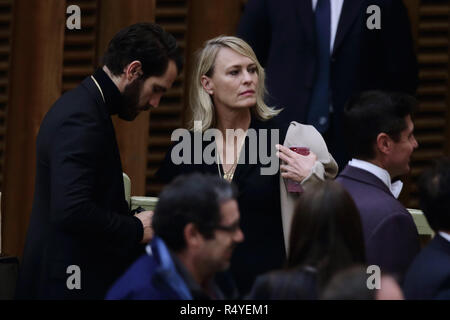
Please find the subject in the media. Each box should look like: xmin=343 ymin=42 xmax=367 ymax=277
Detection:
xmin=348 ymin=159 xmax=403 ymax=198
xmin=438 ymin=232 xmax=450 ymax=243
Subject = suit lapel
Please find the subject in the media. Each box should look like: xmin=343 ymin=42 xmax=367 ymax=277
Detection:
xmin=333 ymin=0 xmax=363 ymax=55
xmin=296 ymin=0 xmax=315 ymax=44
xmin=340 ymin=165 xmax=393 ymax=197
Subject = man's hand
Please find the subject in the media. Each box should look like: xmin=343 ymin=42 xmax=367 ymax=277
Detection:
xmin=134 ymin=210 xmax=154 ymax=243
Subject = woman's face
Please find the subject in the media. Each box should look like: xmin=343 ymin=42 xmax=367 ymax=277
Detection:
xmin=202 ymin=47 xmax=259 ymax=112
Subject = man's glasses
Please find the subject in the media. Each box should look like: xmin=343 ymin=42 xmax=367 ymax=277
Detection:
xmin=214 ymin=221 xmax=241 ymax=233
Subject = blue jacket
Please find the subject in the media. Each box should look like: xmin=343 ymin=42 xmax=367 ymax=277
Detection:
xmin=403 ymin=234 xmax=450 ymax=299
xmin=105 ymin=237 xmax=192 ymax=300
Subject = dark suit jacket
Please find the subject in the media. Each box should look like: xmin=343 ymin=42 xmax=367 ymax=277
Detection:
xmin=403 ymin=234 xmax=450 ymax=299
xmin=15 ymin=69 xmax=144 ymax=299
xmin=237 ymin=0 xmax=418 ymax=167
xmin=156 ymin=117 xmax=288 ymax=297
xmin=336 ymin=165 xmax=419 ymax=280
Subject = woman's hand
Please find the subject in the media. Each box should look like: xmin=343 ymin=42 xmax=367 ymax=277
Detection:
xmin=276 ymin=144 xmax=318 ymax=183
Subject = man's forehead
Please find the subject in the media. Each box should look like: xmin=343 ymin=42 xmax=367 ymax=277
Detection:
xmin=404 ymin=115 xmax=414 ymax=131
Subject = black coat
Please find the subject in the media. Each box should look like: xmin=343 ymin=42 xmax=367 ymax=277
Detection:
xmin=237 ymin=0 xmax=418 ymax=168
xmin=156 ymin=118 xmax=288 ymax=297
xmin=15 ymin=69 xmax=144 ymax=299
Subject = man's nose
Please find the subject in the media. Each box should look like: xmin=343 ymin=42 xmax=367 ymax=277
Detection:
xmin=413 ymin=135 xmax=419 ymax=149
xmin=149 ymin=96 xmax=161 ymax=108
xmin=234 ymin=228 xmax=244 ymax=243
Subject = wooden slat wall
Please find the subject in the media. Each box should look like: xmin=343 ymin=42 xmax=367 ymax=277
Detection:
xmin=0 ymin=0 xmax=12 ymax=253
xmin=402 ymin=0 xmax=450 ymax=208
xmin=98 ymin=0 xmax=156 ymax=197
xmin=0 ymin=0 xmax=12 ymax=192
xmin=2 ymin=0 xmax=66 ymax=256
xmin=146 ymin=0 xmax=188 ymax=196
xmin=62 ymin=0 xmax=99 ymax=93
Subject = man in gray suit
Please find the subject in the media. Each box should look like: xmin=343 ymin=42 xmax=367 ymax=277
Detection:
xmin=336 ymin=91 xmax=420 ymax=282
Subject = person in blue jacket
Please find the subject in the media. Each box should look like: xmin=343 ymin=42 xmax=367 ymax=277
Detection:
xmin=403 ymin=158 xmax=450 ymax=299
xmin=106 ymin=173 xmax=244 ymax=300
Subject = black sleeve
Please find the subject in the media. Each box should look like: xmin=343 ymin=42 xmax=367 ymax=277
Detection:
xmin=49 ymin=112 xmax=142 ymax=249
xmin=155 ymin=140 xmax=184 ymax=185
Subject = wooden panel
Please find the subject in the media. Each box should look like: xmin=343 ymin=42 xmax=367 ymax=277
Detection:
xmin=62 ymin=0 xmax=99 ymax=93
xmin=1 ymin=0 xmax=65 ymax=256
xmin=0 ymin=0 xmax=12 ymax=192
xmin=146 ymin=0 xmax=188 ymax=196
xmin=400 ymin=0 xmax=450 ymax=209
xmin=97 ymin=0 xmax=156 ymax=197
xmin=0 ymin=0 xmax=12 ymax=253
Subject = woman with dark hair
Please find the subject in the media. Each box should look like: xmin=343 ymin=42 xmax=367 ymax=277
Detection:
xmin=247 ymin=181 xmax=366 ymax=300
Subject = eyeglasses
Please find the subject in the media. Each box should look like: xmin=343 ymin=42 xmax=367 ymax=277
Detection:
xmin=214 ymin=221 xmax=241 ymax=233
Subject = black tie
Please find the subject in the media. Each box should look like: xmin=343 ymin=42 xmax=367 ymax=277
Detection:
xmin=307 ymin=0 xmax=331 ymax=133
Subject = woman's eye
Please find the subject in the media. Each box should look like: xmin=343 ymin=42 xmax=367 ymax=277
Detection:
xmin=249 ymin=67 xmax=257 ymax=73
xmin=229 ymin=70 xmax=239 ymax=76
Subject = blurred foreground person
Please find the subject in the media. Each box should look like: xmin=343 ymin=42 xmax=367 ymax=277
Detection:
xmin=106 ymin=174 xmax=244 ymax=300
xmin=404 ymin=158 xmax=450 ymax=299
xmin=321 ymin=265 xmax=404 ymax=300
xmin=246 ymin=181 xmax=366 ymax=299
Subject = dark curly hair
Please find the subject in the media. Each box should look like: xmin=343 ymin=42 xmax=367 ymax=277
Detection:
xmin=102 ymin=22 xmax=183 ymax=79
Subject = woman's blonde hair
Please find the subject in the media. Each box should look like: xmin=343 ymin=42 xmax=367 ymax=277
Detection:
xmin=188 ymin=36 xmax=280 ymax=131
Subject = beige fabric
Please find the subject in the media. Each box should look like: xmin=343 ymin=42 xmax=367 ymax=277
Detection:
xmin=280 ymin=121 xmax=338 ymax=253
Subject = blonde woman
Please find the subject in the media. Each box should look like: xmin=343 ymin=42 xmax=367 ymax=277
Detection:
xmin=157 ymin=36 xmax=337 ymax=296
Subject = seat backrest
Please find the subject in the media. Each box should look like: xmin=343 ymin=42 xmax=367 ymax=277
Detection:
xmin=123 ymin=173 xmax=131 ymax=208
xmin=407 ymin=208 xmax=434 ymax=237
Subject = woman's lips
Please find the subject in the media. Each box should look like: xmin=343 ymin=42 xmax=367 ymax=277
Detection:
xmin=239 ymin=90 xmax=255 ymax=96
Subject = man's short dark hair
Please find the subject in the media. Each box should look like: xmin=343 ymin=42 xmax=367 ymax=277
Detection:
xmin=418 ymin=157 xmax=450 ymax=231
xmin=343 ymin=91 xmax=417 ymax=160
xmin=102 ymin=22 xmax=183 ymax=79
xmin=152 ymin=173 xmax=237 ymax=252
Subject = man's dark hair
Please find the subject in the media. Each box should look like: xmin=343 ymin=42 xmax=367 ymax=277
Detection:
xmin=152 ymin=173 xmax=237 ymax=252
xmin=287 ymin=181 xmax=366 ymax=289
xmin=418 ymin=157 xmax=450 ymax=231
xmin=343 ymin=91 xmax=417 ymax=160
xmin=102 ymin=22 xmax=183 ymax=79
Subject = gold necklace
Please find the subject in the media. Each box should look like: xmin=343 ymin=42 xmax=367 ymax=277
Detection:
xmin=217 ymin=132 xmax=247 ymax=182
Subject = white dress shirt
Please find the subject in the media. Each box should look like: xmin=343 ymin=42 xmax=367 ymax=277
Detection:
xmin=348 ymin=159 xmax=404 ymax=198
xmin=312 ymin=0 xmax=344 ymax=53
xmin=439 ymin=232 xmax=450 ymax=243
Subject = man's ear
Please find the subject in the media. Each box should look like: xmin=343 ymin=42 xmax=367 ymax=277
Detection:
xmin=184 ymin=223 xmax=202 ymax=248
xmin=124 ymin=60 xmax=143 ymax=82
xmin=376 ymin=132 xmax=392 ymax=155
xmin=201 ymin=75 xmax=213 ymax=95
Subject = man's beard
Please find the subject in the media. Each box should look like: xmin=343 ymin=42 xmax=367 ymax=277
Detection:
xmin=118 ymin=78 xmax=143 ymax=121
